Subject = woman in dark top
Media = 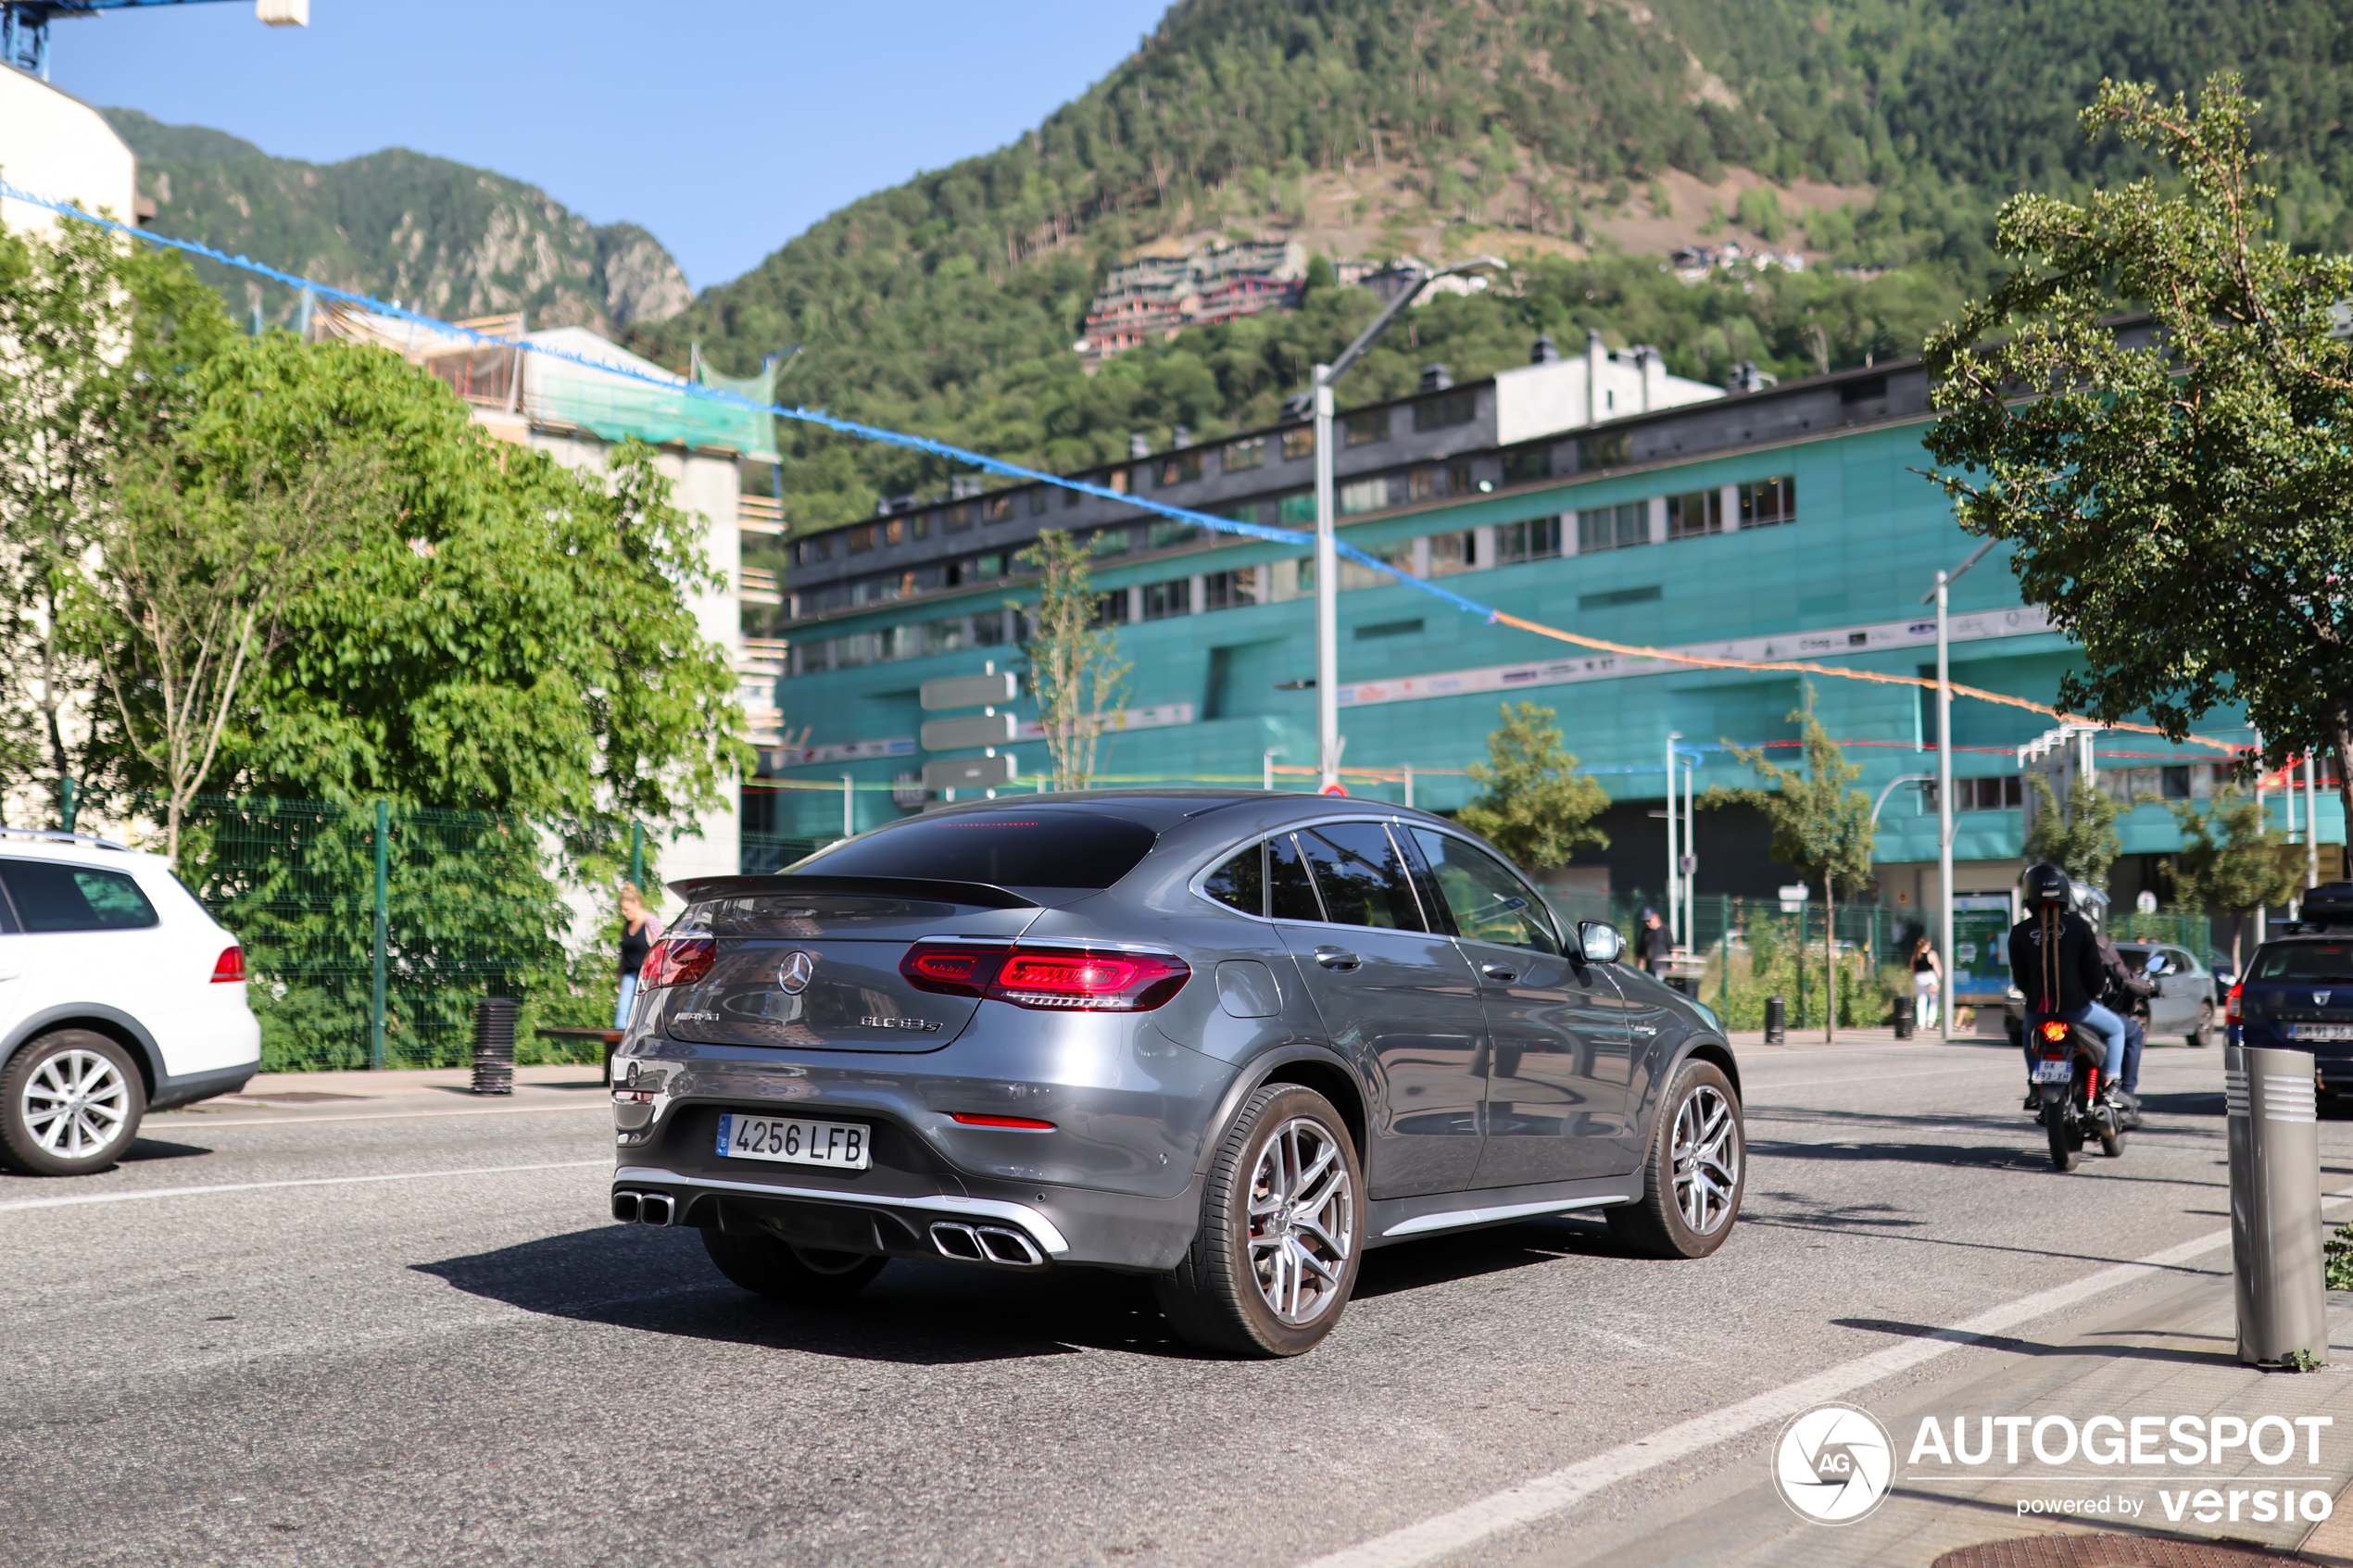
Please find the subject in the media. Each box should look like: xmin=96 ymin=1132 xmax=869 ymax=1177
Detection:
xmin=615 ymin=882 xmax=664 ymax=1029
xmin=1909 ymin=934 xmax=1942 ymax=1029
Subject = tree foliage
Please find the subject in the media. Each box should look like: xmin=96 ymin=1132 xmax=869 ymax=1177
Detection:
xmin=1014 ymin=529 xmax=1131 ymax=791
xmin=1454 ymin=702 xmax=1608 ymax=872
xmin=2163 ymin=786 xmax=2306 ymax=963
xmin=2022 ymin=775 xmax=2127 ymax=888
xmin=1922 ymin=75 xmax=2353 ymax=823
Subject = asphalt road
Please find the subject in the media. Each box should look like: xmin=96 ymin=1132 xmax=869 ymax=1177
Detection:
xmin=5 ymin=1035 xmax=2345 ymax=1568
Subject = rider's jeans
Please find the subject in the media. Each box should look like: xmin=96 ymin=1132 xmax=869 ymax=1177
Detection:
xmin=2023 ymin=1001 xmax=2129 ymax=1083
xmin=2119 ymin=1015 xmax=2145 ymax=1095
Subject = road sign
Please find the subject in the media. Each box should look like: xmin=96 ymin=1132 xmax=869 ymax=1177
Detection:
xmin=921 ymin=671 xmax=1018 ymax=710
xmin=920 ymin=712 xmax=1017 ymax=751
xmin=921 ymin=754 xmax=1017 ymax=791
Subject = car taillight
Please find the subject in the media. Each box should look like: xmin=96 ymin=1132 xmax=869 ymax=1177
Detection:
xmin=210 ymin=946 xmax=245 ymax=984
xmin=900 ymin=941 xmax=1008 ymax=997
xmin=2227 ymin=984 xmax=2243 ymax=1024
xmin=989 ymin=946 xmax=1189 ymax=1011
xmin=2038 ymin=1020 xmax=2070 ymax=1044
xmin=639 ymin=936 xmax=714 ymax=991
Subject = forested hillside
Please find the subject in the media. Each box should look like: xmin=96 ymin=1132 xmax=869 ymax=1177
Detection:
xmin=639 ymin=0 xmax=2353 ymax=532
xmin=105 ymin=109 xmax=691 ymax=333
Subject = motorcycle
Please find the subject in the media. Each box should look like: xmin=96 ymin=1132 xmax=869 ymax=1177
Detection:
xmin=2030 ymin=1017 xmax=2129 ymax=1172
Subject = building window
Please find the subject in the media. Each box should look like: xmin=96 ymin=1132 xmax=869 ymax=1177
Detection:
xmin=847 ymin=524 xmax=876 ymax=553
xmin=1427 ymin=531 xmax=1478 ymax=577
xmin=1667 ymin=489 xmax=1722 ymax=540
xmin=1064 ymin=481 xmax=1084 ymax=508
xmin=1158 ymin=451 xmax=1203 ymax=486
xmin=1281 ymin=425 xmax=1315 ymax=461
xmin=1344 ymin=409 xmax=1390 ymax=447
xmin=1740 ymin=475 xmax=1796 ymax=528
xmin=1408 ymin=468 xmax=1438 ymax=503
xmin=1503 ymin=445 xmax=1553 ymax=485
xmin=1927 ymin=775 xmax=2025 ymax=813
xmin=1094 ymin=590 xmax=1130 ymax=626
xmin=1029 ymin=487 xmax=1050 ymax=515
xmin=1355 ymin=618 xmax=1423 ymax=640
xmin=1141 ymin=579 xmax=1190 ymax=620
xmin=1340 ymin=477 xmax=1389 ymax=515
xmin=1148 ymin=519 xmax=1202 ymax=549
xmin=1340 ymin=543 xmax=1410 ymax=591
xmin=1579 ymin=584 xmax=1662 ymax=611
xmin=1204 ymin=568 xmax=1261 ymax=609
xmin=1107 ymin=469 xmax=1132 ymax=495
xmin=1580 ymin=432 xmax=1631 ymax=469
xmin=1089 ymin=525 xmax=1130 ymax=556
xmin=1496 ymin=517 xmax=1562 ymax=563
xmin=1277 ymin=492 xmax=1315 ymax=528
xmin=1578 ymin=502 xmax=1649 ymax=553
xmin=943 ymin=505 xmax=973 ymax=533
xmin=1218 ymin=500 xmax=1263 ymax=528
xmin=798 ymin=535 xmax=831 ymax=564
xmin=982 ymin=494 xmax=1013 ymax=522
xmin=975 ymin=609 xmax=1012 ymax=646
xmin=1225 ymin=437 xmax=1265 ymax=472
xmin=1413 ymin=389 xmax=1476 ymax=432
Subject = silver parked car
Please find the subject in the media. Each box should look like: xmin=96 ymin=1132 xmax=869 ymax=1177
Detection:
xmin=609 ymin=791 xmax=1745 ymax=1357
xmin=2113 ymin=942 xmax=2220 ymax=1047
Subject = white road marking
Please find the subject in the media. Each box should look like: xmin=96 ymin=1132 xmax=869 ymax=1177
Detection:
xmin=1297 ymin=1189 xmax=2353 ymax=1568
xmin=153 ymin=1102 xmax=610 ymax=1128
xmin=0 ymin=1160 xmax=609 ymax=1213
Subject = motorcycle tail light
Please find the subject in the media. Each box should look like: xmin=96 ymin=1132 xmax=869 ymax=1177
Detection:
xmin=2038 ymin=1020 xmax=2070 ymax=1044
xmin=639 ymin=936 xmax=715 ymax=991
xmin=987 ymin=946 xmax=1190 ymax=1012
xmin=2226 ymin=984 xmax=2244 ymax=1025
xmin=900 ymin=941 xmax=1008 ymax=997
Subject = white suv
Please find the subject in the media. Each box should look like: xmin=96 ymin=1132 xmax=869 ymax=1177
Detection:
xmin=0 ymin=830 xmax=260 ymax=1175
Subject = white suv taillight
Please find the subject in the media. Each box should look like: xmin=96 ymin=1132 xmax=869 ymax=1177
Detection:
xmin=210 ymin=946 xmax=245 ymax=983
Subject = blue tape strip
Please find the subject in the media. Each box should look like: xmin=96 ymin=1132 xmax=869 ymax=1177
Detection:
xmin=2 ymin=180 xmax=1474 ymax=617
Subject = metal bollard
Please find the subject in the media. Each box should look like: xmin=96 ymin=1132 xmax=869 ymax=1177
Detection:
xmin=1764 ymin=996 xmax=1786 ymax=1047
xmin=472 ymin=997 xmax=519 ymax=1097
xmin=2225 ymin=1045 xmax=2327 ymax=1366
xmin=1893 ymin=995 xmax=1916 ymax=1040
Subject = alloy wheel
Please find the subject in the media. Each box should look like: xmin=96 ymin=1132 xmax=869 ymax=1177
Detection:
xmin=23 ymin=1047 xmax=131 ymax=1160
xmin=1246 ymin=1115 xmax=1354 ymax=1324
xmin=1670 ymin=1084 xmax=1739 ymax=1236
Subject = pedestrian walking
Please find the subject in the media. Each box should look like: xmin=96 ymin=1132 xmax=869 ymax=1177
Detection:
xmin=1635 ymin=907 xmax=1671 ymax=980
xmin=616 ymin=882 xmax=664 ymax=1030
xmin=1908 ymin=934 xmax=1943 ymax=1030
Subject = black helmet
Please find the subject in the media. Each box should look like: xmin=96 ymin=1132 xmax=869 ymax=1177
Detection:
xmin=2023 ymin=861 xmax=2072 ymax=908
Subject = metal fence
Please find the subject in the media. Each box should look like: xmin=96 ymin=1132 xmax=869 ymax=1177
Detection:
xmin=186 ymin=797 xmax=616 ymax=1072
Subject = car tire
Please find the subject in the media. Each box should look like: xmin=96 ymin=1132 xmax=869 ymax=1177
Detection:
xmin=0 ymin=1030 xmax=145 ymax=1177
xmin=1153 ymin=1083 xmax=1364 ymax=1358
xmin=1608 ymin=1058 xmax=1745 ymax=1260
xmin=2187 ymin=1001 xmax=2215 ymax=1048
xmin=700 ymin=1228 xmax=887 ymax=1302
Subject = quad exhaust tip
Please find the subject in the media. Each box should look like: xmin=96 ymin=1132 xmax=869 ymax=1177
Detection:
xmin=928 ymin=1220 xmax=1045 ymax=1267
xmin=612 ymin=1190 xmax=673 ymax=1226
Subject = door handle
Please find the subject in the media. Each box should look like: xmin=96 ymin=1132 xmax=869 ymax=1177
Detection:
xmin=1479 ymin=963 xmax=1518 ymax=983
xmin=1313 ymin=947 xmax=1361 ymax=972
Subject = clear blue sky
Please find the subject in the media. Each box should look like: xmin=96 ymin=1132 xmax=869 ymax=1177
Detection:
xmin=48 ymin=0 xmax=1173 ymax=292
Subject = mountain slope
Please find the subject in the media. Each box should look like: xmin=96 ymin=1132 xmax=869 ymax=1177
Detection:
xmin=642 ymin=0 xmax=2353 ymax=533
xmin=105 ymin=108 xmax=691 ymax=332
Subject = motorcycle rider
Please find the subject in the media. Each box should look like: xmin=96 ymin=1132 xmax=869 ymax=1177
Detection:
xmin=2082 ymin=884 xmax=2150 ymax=1121
xmin=2007 ymin=862 xmax=2130 ymax=1111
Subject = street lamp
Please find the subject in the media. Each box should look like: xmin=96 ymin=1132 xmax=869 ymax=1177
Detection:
xmin=1920 ymin=537 xmax=1994 ymax=1041
xmin=1312 ymin=256 xmax=1510 ymax=790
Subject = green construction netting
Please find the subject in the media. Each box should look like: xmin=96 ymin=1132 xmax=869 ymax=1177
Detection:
xmin=529 ymin=343 xmax=779 ymax=461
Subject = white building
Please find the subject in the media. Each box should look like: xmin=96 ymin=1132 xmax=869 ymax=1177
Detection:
xmin=0 ymin=68 xmax=139 ymax=232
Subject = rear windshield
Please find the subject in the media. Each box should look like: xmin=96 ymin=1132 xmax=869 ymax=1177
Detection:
xmin=795 ymin=810 xmax=1159 ymax=890
xmin=2251 ymin=943 xmax=2353 ymax=983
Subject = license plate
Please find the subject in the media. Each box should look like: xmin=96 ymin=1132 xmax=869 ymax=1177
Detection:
xmin=2291 ymin=1023 xmax=2353 ymax=1042
xmin=2032 ymin=1058 xmax=2074 ymax=1084
xmin=716 ymin=1112 xmax=872 ymax=1170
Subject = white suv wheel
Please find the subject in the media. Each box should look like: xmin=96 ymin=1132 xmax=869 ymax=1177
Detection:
xmin=2 ymin=1031 xmax=146 ymax=1176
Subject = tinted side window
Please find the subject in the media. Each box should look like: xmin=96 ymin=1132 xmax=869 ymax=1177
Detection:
xmin=0 ymin=860 xmax=160 ymax=932
xmin=1297 ymin=822 xmax=1424 ymax=931
xmin=1268 ymin=833 xmax=1323 ymax=922
xmin=1202 ymin=842 xmax=1265 ymax=916
xmin=1408 ymin=830 xmax=1559 ymax=954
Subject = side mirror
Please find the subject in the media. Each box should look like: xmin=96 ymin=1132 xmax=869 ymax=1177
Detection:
xmin=2145 ymin=953 xmax=2170 ymax=976
xmin=1578 ymin=921 xmax=1623 ymax=964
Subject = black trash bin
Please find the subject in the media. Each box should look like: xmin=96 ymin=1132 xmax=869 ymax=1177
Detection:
xmin=472 ymin=997 xmax=519 ymax=1096
xmin=1764 ymin=996 xmax=1786 ymax=1046
xmin=1893 ymin=995 xmax=1916 ymax=1040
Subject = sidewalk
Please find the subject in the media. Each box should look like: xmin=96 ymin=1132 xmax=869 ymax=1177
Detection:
xmin=149 ymin=1062 xmax=610 ymax=1123
xmin=1533 ymin=1275 xmax=2353 ymax=1567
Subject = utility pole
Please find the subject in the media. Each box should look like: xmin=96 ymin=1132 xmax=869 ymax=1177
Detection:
xmin=1665 ymin=733 xmax=1681 ymax=947
xmin=1312 ymin=256 xmax=1508 ymax=790
xmin=1923 ymin=538 xmax=1994 ymax=1043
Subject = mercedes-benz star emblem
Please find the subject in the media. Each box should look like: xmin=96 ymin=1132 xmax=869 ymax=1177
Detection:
xmin=777 ymin=950 xmax=816 ymax=994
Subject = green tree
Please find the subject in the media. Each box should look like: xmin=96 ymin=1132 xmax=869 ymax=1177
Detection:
xmin=1014 ymin=529 xmax=1129 ymax=792
xmin=1708 ymin=692 xmax=1876 ymax=1040
xmin=1922 ymin=75 xmax=2353 ymax=827
xmin=2164 ymin=786 xmax=2307 ymax=968
xmin=1454 ymin=702 xmax=1609 ymax=871
xmin=2022 ymin=775 xmax=2127 ymax=888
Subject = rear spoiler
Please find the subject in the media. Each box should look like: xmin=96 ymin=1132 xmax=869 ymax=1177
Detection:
xmin=667 ymin=873 xmax=1038 ymax=909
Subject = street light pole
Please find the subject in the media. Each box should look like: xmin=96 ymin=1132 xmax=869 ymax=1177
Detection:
xmin=1313 ymin=256 xmax=1508 ymax=790
xmin=1666 ymin=733 xmax=1681 ymax=947
xmin=1922 ymin=538 xmax=1994 ymax=1043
